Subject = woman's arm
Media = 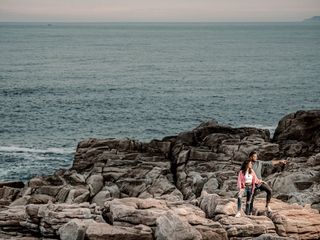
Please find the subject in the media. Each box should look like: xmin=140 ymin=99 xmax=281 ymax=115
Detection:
xmin=237 ymin=171 xmax=244 ymax=190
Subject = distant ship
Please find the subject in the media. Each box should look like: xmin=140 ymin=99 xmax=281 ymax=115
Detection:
xmin=303 ymin=16 xmax=320 ymax=22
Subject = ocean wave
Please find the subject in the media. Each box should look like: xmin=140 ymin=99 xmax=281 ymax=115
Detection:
xmin=0 ymin=146 xmax=75 ymax=155
xmin=241 ymin=124 xmax=277 ymax=131
xmin=0 ymin=145 xmax=74 ymax=181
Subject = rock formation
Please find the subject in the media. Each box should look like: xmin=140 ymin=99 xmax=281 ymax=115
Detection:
xmin=0 ymin=110 xmax=319 ymax=239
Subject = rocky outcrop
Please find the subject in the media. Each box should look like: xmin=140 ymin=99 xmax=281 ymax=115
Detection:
xmin=0 ymin=110 xmax=319 ymax=239
xmin=0 ymin=202 xmax=102 ymax=238
xmin=1 ymin=194 xmax=319 ymax=239
xmin=273 ymin=110 xmax=320 ymax=156
xmin=197 ymin=192 xmax=320 ymax=239
xmin=254 ymin=199 xmax=320 ymax=239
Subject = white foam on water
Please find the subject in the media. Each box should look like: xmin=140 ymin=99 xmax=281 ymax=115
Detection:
xmin=0 ymin=145 xmax=74 ymax=181
xmin=0 ymin=146 xmax=75 ymax=155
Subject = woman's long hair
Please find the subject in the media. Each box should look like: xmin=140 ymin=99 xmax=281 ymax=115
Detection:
xmin=240 ymin=159 xmax=252 ymax=175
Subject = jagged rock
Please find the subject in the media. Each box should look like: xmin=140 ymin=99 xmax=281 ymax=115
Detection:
xmin=86 ymin=174 xmax=104 ymax=197
xmin=65 ymin=188 xmax=90 ymax=204
xmin=192 ymin=123 xmax=270 ymax=145
xmin=202 ymin=177 xmax=219 ymax=194
xmin=103 ymin=198 xmax=168 ymax=226
xmin=55 ymin=186 xmax=71 ymax=203
xmin=307 ymin=153 xmax=320 ymax=166
xmin=0 ymin=181 xmax=25 ymax=189
xmin=171 ymin=123 xmax=280 ymax=200
xmin=59 ymin=219 xmax=95 ymax=240
xmin=253 ymin=233 xmax=290 ymax=240
xmin=34 ymin=186 xmax=62 ymax=197
xmin=273 ymin=110 xmax=320 ymax=156
xmin=270 ymin=170 xmax=317 ymax=193
xmin=73 ymin=139 xmax=143 ymax=171
xmin=0 ymin=196 xmax=319 ymax=239
xmin=0 ymin=233 xmax=40 ymax=239
xmin=27 ymin=194 xmax=53 ymax=204
xmin=43 ymin=173 xmax=65 ymax=186
xmin=194 ymin=224 xmax=228 ymax=240
xmin=9 ymin=196 xmax=31 ymax=207
xmin=216 ymin=214 xmax=276 ymax=238
xmin=0 ymin=205 xmax=27 ymax=237
xmin=103 ymin=197 xmax=227 ymax=238
xmin=0 ymin=186 xmax=21 ymax=200
xmin=145 ymin=139 xmax=172 ymax=157
xmin=267 ymin=169 xmax=320 ymax=209
xmin=91 ymin=183 xmax=120 ymax=207
xmin=85 ymin=222 xmax=153 ymax=240
xmin=0 ymin=203 xmax=103 ymax=238
xmin=91 ymin=190 xmax=112 ymax=207
xmin=1 ymin=111 xmax=320 ymax=239
xmin=198 ymin=192 xmax=219 ymax=218
xmin=28 ymin=178 xmax=46 ymax=188
xmin=138 ymin=174 xmax=183 ymax=200
xmin=255 ymin=199 xmax=320 ymax=239
xmin=64 ymin=172 xmax=86 ymax=186
xmin=155 ymin=211 xmax=203 ymax=240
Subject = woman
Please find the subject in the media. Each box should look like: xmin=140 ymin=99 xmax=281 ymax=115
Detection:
xmin=235 ymin=159 xmax=260 ymax=217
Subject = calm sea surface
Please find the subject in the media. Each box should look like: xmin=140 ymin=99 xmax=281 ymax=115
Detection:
xmin=0 ymin=22 xmax=319 ymax=181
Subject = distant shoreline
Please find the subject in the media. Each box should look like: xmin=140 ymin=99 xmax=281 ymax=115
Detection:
xmin=0 ymin=21 xmax=311 ymax=24
xmin=303 ymin=16 xmax=320 ymax=22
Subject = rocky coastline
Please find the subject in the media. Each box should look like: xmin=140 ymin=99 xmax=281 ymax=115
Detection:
xmin=0 ymin=110 xmax=319 ymax=239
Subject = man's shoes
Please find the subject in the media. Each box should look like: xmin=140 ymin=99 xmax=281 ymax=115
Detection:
xmin=235 ymin=211 xmax=241 ymax=218
xmin=266 ymin=206 xmax=272 ymax=213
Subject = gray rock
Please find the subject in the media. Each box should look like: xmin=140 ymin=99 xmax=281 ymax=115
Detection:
xmin=85 ymin=222 xmax=153 ymax=240
xmin=58 ymin=219 xmax=95 ymax=240
xmin=91 ymin=183 xmax=120 ymax=207
xmin=0 ymin=181 xmax=25 ymax=189
xmin=86 ymin=174 xmax=104 ymax=197
xmin=273 ymin=110 xmax=320 ymax=156
xmin=253 ymin=233 xmax=290 ymax=240
xmin=27 ymin=194 xmax=53 ymax=204
xmin=202 ymin=177 xmax=219 ymax=194
xmin=307 ymin=153 xmax=320 ymax=166
xmin=198 ymin=192 xmax=219 ymax=218
xmin=66 ymin=188 xmax=90 ymax=204
xmin=155 ymin=211 xmax=202 ymax=240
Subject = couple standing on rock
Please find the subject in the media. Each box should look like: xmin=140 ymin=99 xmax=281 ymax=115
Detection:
xmin=235 ymin=151 xmax=287 ymax=217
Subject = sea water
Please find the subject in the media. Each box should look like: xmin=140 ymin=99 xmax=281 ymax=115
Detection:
xmin=1 ymin=22 xmax=319 ymax=181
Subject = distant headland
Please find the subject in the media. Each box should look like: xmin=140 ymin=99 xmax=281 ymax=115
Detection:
xmin=304 ymin=16 xmax=320 ymax=22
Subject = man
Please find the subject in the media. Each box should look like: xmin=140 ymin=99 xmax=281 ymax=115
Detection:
xmin=249 ymin=151 xmax=287 ymax=213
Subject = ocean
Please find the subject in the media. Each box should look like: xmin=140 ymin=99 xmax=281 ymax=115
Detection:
xmin=0 ymin=22 xmax=319 ymax=181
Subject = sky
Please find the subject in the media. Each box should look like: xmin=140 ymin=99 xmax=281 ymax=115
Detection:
xmin=0 ymin=0 xmax=319 ymax=22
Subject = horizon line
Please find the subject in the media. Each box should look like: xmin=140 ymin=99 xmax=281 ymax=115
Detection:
xmin=0 ymin=20 xmax=310 ymax=23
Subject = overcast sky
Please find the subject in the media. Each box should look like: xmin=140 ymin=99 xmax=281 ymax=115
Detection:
xmin=1 ymin=0 xmax=319 ymax=22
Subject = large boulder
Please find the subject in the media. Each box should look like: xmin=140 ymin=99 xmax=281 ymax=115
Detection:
xmin=155 ymin=211 xmax=202 ymax=240
xmin=59 ymin=219 xmax=95 ymax=240
xmin=254 ymin=199 xmax=320 ymax=239
xmin=86 ymin=174 xmax=104 ymax=197
xmin=273 ymin=110 xmax=320 ymax=156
